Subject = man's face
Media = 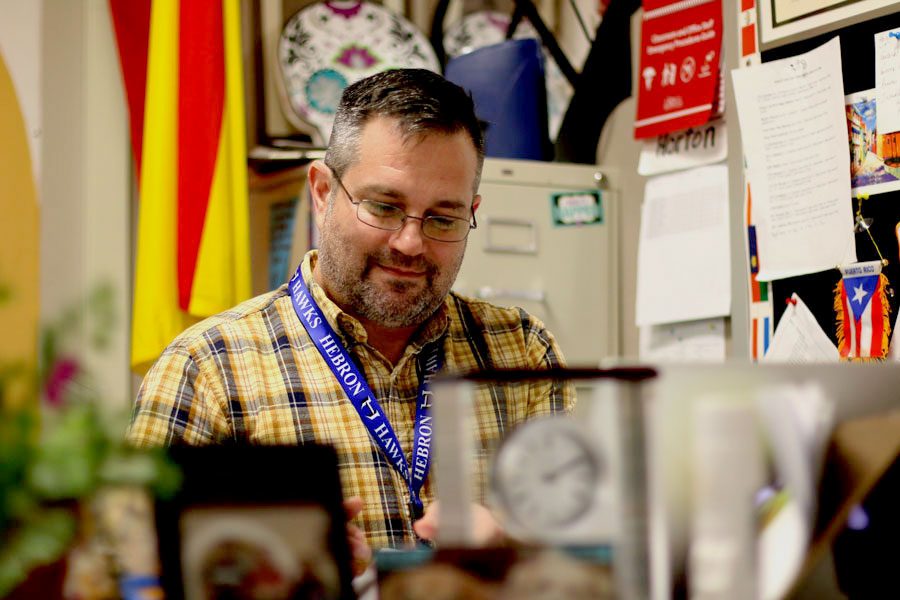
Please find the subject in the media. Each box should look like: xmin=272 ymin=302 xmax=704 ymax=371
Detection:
xmin=312 ymin=116 xmax=481 ymax=329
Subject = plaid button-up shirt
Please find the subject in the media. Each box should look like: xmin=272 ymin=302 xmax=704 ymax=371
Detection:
xmin=128 ymin=251 xmax=574 ymax=549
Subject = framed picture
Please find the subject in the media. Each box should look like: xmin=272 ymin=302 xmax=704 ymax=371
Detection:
xmin=759 ymin=0 xmax=898 ymax=47
xmin=155 ymin=444 xmax=355 ymax=600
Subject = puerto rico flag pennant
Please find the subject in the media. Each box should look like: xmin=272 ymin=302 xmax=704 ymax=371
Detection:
xmin=834 ymin=260 xmax=891 ymax=360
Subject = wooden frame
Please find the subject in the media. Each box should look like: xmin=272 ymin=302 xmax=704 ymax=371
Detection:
xmin=759 ymin=0 xmax=899 ymax=48
xmin=155 ymin=445 xmax=355 ymax=600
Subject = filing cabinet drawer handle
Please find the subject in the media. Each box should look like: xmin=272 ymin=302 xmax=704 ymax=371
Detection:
xmin=483 ymin=217 xmax=537 ymax=254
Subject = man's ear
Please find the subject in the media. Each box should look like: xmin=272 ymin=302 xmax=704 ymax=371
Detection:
xmin=471 ymin=194 xmax=482 ymax=215
xmin=307 ymin=160 xmax=332 ymax=230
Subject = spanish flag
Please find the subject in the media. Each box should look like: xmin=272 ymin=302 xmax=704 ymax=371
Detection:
xmin=110 ymin=0 xmax=252 ymax=373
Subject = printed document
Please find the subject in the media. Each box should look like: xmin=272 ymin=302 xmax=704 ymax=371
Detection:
xmin=636 ymin=164 xmax=730 ymax=326
xmin=732 ymin=37 xmax=856 ymax=281
xmin=639 ymin=318 xmax=726 ymax=363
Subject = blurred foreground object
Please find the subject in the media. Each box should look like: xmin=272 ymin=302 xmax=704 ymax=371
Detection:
xmin=0 ymin=282 xmax=180 ymax=597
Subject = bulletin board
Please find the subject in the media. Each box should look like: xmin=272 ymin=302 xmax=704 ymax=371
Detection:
xmin=759 ymin=11 xmax=900 ymax=348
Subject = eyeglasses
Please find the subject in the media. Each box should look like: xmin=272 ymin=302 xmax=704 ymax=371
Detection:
xmin=331 ymin=171 xmax=477 ymax=243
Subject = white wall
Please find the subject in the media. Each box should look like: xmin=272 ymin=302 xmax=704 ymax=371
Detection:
xmin=40 ymin=0 xmax=131 ymax=408
xmin=0 ymin=0 xmax=42 ymax=181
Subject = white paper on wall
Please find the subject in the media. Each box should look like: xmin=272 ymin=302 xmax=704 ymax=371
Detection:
xmin=639 ymin=318 xmax=726 ymax=363
xmin=731 ymin=37 xmax=856 ymax=281
xmin=875 ymin=28 xmax=900 ymax=134
xmin=636 ymin=164 xmax=731 ymax=326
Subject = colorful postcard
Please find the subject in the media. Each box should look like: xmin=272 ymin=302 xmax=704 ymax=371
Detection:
xmin=845 ymin=89 xmax=900 ymax=195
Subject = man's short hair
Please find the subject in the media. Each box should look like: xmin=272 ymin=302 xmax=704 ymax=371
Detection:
xmin=324 ymin=69 xmax=485 ymax=192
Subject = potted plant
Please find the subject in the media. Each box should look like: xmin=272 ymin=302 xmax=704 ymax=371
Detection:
xmin=0 ymin=283 xmax=179 ymax=598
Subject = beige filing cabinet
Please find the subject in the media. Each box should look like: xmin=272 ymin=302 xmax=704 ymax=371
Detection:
xmin=454 ymin=158 xmax=619 ymax=366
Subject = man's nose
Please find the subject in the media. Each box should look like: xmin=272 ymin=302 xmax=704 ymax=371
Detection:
xmin=388 ymin=217 xmax=426 ymax=256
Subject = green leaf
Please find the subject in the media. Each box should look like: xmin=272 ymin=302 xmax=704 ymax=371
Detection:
xmin=0 ymin=508 xmax=76 ymax=597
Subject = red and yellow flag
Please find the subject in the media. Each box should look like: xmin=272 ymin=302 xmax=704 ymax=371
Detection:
xmin=111 ymin=0 xmax=251 ymax=373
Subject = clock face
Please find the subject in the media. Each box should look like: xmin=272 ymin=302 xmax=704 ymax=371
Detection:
xmin=492 ymin=417 xmax=601 ymax=533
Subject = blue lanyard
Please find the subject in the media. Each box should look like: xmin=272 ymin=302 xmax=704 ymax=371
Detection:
xmin=288 ymin=267 xmax=442 ymax=516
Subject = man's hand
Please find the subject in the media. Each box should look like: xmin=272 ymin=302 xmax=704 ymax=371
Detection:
xmin=412 ymin=501 xmax=505 ymax=546
xmin=344 ymin=496 xmax=372 ymax=576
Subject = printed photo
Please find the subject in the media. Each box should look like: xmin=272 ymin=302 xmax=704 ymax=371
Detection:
xmin=180 ymin=505 xmax=341 ymax=600
xmin=846 ymin=90 xmax=900 ymax=195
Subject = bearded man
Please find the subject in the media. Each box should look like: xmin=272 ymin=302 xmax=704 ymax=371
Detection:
xmin=128 ymin=69 xmax=573 ymax=558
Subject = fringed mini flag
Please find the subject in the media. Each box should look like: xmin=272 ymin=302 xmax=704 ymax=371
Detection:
xmin=834 ymin=260 xmax=891 ymax=360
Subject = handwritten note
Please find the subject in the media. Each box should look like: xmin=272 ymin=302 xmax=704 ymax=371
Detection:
xmin=732 ymin=37 xmax=855 ymax=281
xmin=638 ymin=120 xmax=728 ymax=176
xmin=875 ymin=28 xmax=900 ymax=134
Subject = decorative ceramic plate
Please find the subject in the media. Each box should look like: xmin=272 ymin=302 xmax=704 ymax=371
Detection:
xmin=444 ymin=10 xmax=573 ymax=141
xmin=443 ymin=10 xmax=511 ymax=58
xmin=279 ymin=1 xmax=440 ymax=144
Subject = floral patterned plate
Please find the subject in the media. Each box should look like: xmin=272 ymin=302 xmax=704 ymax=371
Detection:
xmin=279 ymin=1 xmax=440 ymax=144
